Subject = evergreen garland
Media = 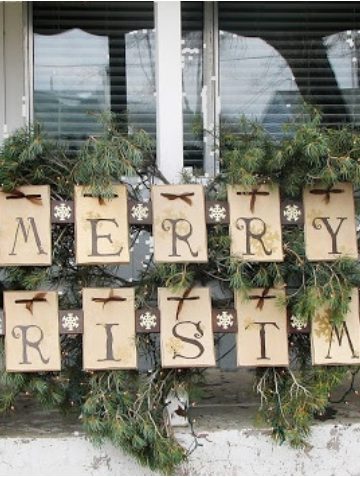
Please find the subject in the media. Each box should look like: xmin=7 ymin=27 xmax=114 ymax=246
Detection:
xmin=0 ymin=110 xmax=359 ymax=472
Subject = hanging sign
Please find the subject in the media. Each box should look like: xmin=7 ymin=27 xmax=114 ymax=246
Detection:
xmin=311 ymin=288 xmax=360 ymax=365
xmin=152 ymin=185 xmax=208 ymax=263
xmin=159 ymin=287 xmax=215 ymax=368
xmin=74 ymin=185 xmax=130 ymax=265
xmin=0 ymin=185 xmax=52 ymax=266
xmin=228 ymin=184 xmax=283 ymax=262
xmin=303 ymin=182 xmax=358 ymax=261
xmin=4 ymin=291 xmax=61 ymax=372
xmin=82 ymin=288 xmax=137 ymax=370
xmin=235 ymin=288 xmax=289 ymax=366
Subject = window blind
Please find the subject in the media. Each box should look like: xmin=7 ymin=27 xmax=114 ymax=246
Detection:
xmin=182 ymin=2 xmax=204 ymax=169
xmin=33 ymin=2 xmax=155 ymax=149
xmin=219 ymin=2 xmax=360 ymax=136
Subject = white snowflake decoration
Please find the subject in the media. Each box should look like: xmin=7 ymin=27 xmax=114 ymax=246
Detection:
xmin=290 ymin=315 xmax=307 ymax=331
xmin=62 ymin=313 xmax=80 ymax=332
xmin=209 ymin=204 xmax=227 ymax=222
xmin=139 ymin=312 xmax=157 ymax=330
xmin=283 ymin=204 xmax=302 ymax=222
xmin=216 ymin=311 xmax=234 ymax=330
xmin=54 ymin=203 xmax=72 ymax=221
xmin=131 ymin=203 xmax=149 ymax=221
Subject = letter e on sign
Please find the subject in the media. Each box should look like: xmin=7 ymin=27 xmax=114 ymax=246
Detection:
xmin=4 ymin=291 xmax=61 ymax=372
xmin=74 ymin=185 xmax=130 ymax=265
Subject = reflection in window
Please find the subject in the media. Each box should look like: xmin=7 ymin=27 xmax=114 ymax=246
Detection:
xmin=33 ymin=2 xmax=155 ymax=149
xmin=219 ymin=2 xmax=360 ymax=136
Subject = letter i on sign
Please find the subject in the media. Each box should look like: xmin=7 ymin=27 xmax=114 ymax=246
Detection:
xmin=4 ymin=291 xmax=61 ymax=372
xmin=82 ymin=288 xmax=137 ymax=370
xmin=235 ymin=288 xmax=289 ymax=367
xmin=74 ymin=185 xmax=130 ymax=265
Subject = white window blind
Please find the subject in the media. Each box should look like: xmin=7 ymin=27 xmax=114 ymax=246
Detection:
xmin=33 ymin=2 xmax=155 ymax=149
xmin=219 ymin=2 xmax=360 ymax=136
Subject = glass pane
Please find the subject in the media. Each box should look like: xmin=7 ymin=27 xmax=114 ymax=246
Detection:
xmin=219 ymin=2 xmax=360 ymax=137
xmin=33 ymin=2 xmax=155 ymax=148
xmin=182 ymin=2 xmax=204 ymax=170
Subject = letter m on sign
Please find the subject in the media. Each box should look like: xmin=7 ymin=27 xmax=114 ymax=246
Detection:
xmin=0 ymin=185 xmax=52 ymax=266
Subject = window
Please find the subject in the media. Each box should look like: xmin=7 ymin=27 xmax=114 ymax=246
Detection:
xmin=182 ymin=2 xmax=204 ymax=169
xmin=219 ymin=2 xmax=360 ymax=137
xmin=33 ymin=2 xmax=155 ymax=149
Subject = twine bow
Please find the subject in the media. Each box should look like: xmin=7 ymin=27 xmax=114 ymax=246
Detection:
xmin=309 ymin=187 xmax=344 ymax=204
xmin=160 ymin=192 xmax=195 ymax=206
xmin=249 ymin=288 xmax=276 ymax=311
xmin=236 ymin=189 xmax=269 ymax=213
xmin=92 ymin=289 xmax=126 ymax=308
xmin=15 ymin=292 xmax=47 ymax=314
xmin=6 ymin=189 xmax=42 ymax=205
xmin=83 ymin=193 xmax=118 ymax=206
xmin=167 ymin=287 xmax=200 ymax=320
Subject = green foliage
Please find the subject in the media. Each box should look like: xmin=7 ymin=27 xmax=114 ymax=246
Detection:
xmin=73 ymin=112 xmax=155 ymax=198
xmin=0 ymin=123 xmax=73 ymax=197
xmin=255 ymin=337 xmax=349 ymax=447
xmin=1 ymin=108 xmax=360 ymax=469
xmin=82 ymin=370 xmax=192 ymax=474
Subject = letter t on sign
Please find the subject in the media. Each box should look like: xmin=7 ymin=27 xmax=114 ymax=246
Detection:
xmin=235 ymin=288 xmax=289 ymax=367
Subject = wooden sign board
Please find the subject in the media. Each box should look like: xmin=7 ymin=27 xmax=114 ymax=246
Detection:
xmin=159 ymin=287 xmax=215 ymax=368
xmin=74 ymin=185 xmax=130 ymax=265
xmin=4 ymin=291 xmax=61 ymax=372
xmin=82 ymin=288 xmax=137 ymax=370
xmin=235 ymin=288 xmax=289 ymax=366
xmin=152 ymin=185 xmax=208 ymax=263
xmin=0 ymin=185 xmax=51 ymax=266
xmin=228 ymin=184 xmax=283 ymax=262
xmin=303 ymin=182 xmax=358 ymax=261
xmin=311 ymin=289 xmax=360 ymax=365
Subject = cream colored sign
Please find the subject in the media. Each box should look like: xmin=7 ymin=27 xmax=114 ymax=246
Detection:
xmin=5 ymin=291 xmax=61 ymax=372
xmin=82 ymin=288 xmax=137 ymax=370
xmin=152 ymin=185 xmax=208 ymax=263
xmin=75 ymin=185 xmax=130 ymax=265
xmin=0 ymin=185 xmax=51 ymax=266
xmin=235 ymin=288 xmax=288 ymax=366
xmin=303 ymin=182 xmax=357 ymax=261
xmin=159 ymin=287 xmax=215 ymax=368
xmin=228 ymin=184 xmax=283 ymax=262
xmin=311 ymin=289 xmax=360 ymax=365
